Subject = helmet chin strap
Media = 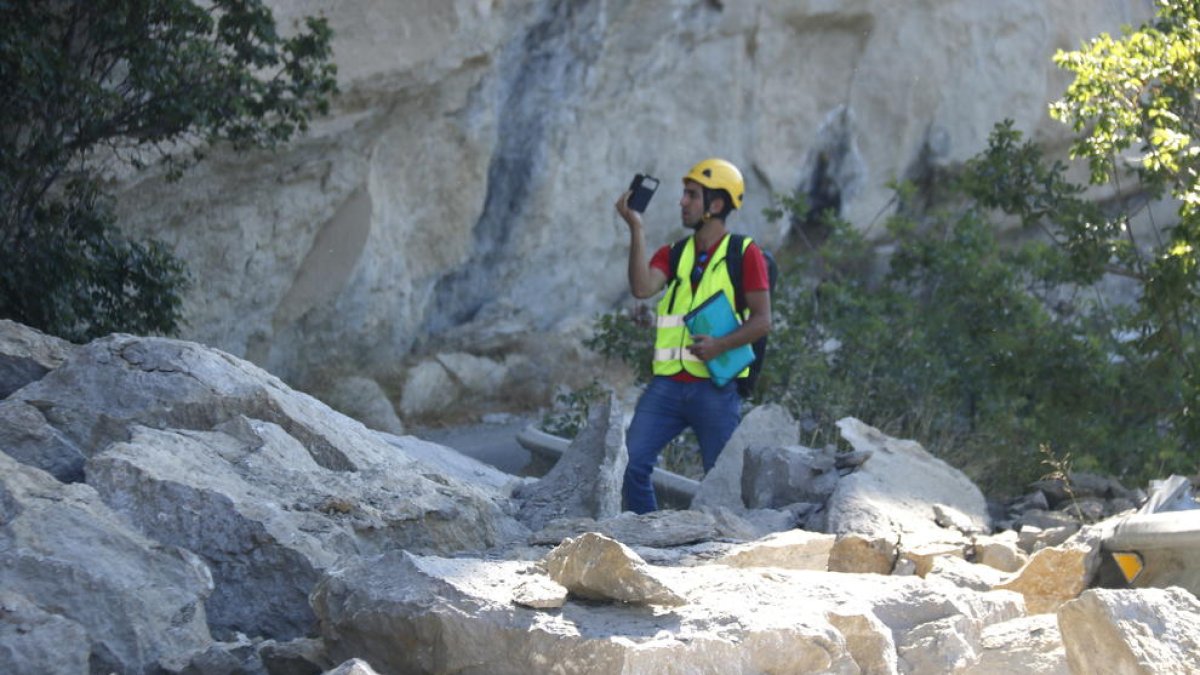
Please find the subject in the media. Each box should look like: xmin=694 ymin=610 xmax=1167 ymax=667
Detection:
xmin=684 ymin=189 xmax=716 ymax=230
xmin=696 ymin=189 xmax=713 ymax=226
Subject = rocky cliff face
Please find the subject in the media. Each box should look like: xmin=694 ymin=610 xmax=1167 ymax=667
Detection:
xmin=110 ymin=0 xmax=1155 ymax=423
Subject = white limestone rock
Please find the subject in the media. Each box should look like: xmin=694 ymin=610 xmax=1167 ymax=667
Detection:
xmin=311 ymin=546 xmax=1026 ymax=675
xmin=975 ymin=530 xmax=1029 ymax=573
xmin=1058 ymin=587 xmax=1200 ymax=675
xmin=966 ymin=614 xmax=1068 ymax=675
xmin=716 ymin=528 xmax=836 ymax=571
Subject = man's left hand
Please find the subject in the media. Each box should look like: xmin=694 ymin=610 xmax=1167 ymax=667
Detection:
xmin=688 ymin=334 xmax=724 ymax=361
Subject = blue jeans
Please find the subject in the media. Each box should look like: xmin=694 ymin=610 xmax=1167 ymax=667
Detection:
xmin=622 ymin=376 xmax=741 ymax=513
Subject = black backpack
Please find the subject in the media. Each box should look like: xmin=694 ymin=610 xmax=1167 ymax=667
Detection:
xmin=668 ymin=233 xmax=778 ymax=398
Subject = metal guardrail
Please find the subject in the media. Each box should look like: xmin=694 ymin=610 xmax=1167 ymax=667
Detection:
xmin=1096 ymin=476 xmax=1200 ymax=596
xmin=1099 ymin=509 xmax=1200 ymax=596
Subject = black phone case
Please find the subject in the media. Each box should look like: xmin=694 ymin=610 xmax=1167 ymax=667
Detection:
xmin=627 ymin=173 xmax=659 ymax=213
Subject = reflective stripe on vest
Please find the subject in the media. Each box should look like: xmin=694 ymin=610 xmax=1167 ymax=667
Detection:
xmin=652 ymin=234 xmax=751 ymax=379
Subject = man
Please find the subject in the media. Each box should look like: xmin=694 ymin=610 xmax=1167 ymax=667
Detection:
xmin=614 ymin=158 xmax=771 ymax=513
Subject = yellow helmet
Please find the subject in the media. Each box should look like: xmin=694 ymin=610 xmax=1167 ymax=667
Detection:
xmin=683 ymin=158 xmax=744 ymax=210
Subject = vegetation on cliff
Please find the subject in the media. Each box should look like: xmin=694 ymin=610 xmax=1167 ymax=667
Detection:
xmin=0 ymin=0 xmax=337 ymax=341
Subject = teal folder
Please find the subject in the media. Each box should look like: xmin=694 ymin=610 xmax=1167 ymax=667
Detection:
xmin=683 ymin=292 xmax=755 ymax=387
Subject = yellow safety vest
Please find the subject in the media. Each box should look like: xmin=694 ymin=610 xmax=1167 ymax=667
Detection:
xmin=652 ymin=234 xmax=751 ymax=380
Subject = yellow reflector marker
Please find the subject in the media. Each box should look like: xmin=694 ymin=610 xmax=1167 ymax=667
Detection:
xmin=1112 ymin=551 xmax=1144 ymax=584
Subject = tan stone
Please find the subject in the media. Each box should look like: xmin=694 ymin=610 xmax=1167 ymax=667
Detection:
xmin=542 ymin=533 xmax=686 ymax=606
xmin=994 ymin=539 xmax=1097 ymax=614
xmin=828 ymin=534 xmax=897 ymax=575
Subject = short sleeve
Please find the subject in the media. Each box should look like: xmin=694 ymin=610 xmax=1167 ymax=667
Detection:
xmin=649 ymin=244 xmax=673 ymax=278
xmin=741 ymin=242 xmax=770 ymax=293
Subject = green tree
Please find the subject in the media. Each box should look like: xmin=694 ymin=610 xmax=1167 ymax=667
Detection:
xmin=1050 ymin=0 xmax=1200 ymax=452
xmin=0 ymin=0 xmax=337 ymax=341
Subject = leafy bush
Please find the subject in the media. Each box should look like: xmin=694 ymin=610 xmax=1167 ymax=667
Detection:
xmin=768 ymin=121 xmax=1195 ymax=495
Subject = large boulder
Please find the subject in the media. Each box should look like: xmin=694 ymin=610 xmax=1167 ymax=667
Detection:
xmin=826 ymin=417 xmax=990 ymax=544
xmin=1 ymin=333 xmax=530 ymax=640
xmin=1058 ymin=587 xmax=1200 ymax=675
xmin=995 ymin=528 xmax=1103 ymax=614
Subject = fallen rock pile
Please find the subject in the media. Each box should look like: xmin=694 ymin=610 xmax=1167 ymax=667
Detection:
xmin=1 ymin=321 xmax=1197 ymax=674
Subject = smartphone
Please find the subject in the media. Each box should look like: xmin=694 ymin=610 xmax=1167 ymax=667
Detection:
xmin=627 ymin=173 xmax=659 ymax=213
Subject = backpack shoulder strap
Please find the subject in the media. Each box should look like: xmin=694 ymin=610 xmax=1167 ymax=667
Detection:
xmin=668 ymin=237 xmax=689 ymax=280
xmin=726 ymin=233 xmax=750 ymax=314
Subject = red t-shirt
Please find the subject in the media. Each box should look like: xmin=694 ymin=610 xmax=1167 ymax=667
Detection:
xmin=649 ymin=235 xmax=770 ymax=382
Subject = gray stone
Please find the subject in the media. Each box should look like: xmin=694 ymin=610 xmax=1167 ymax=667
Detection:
xmin=529 ymin=509 xmax=721 ymax=548
xmin=826 ymin=417 xmax=990 ymax=544
xmin=514 ymin=392 xmax=625 ymax=530
xmin=742 ymin=443 xmax=839 ymax=509
xmin=691 ymin=404 xmax=800 ymax=512
xmin=925 ymin=555 xmax=1008 ymax=593
xmin=0 ymin=334 xmax=400 ymax=481
xmin=323 ymin=659 xmax=382 ymax=675
xmin=1018 ymin=522 xmax=1080 ymax=553
xmin=257 ymin=637 xmax=329 ymax=675
xmin=975 ymin=531 xmax=1028 ymax=574
xmin=0 ymin=591 xmax=90 ymax=675
xmin=0 ymin=453 xmax=213 ymax=674
xmin=0 ymin=320 xmax=74 ymax=399
xmin=896 ymin=615 xmax=978 ymax=674
xmin=86 ymin=420 xmax=526 ymax=640
xmin=315 ymin=375 xmax=405 ymax=435
xmin=512 ymin=574 xmax=569 ymax=609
